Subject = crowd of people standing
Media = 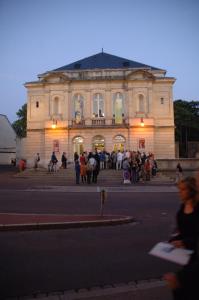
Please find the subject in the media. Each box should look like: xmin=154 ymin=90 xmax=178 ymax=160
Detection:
xmin=73 ymin=149 xmax=158 ymax=185
xmin=43 ymin=148 xmax=158 ymax=185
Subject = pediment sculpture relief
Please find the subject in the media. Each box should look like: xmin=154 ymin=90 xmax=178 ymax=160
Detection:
xmin=127 ymin=70 xmax=155 ymax=80
xmin=41 ymin=72 xmax=69 ymax=83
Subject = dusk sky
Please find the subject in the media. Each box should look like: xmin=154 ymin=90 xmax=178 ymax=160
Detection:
xmin=1 ymin=0 xmax=198 ymax=122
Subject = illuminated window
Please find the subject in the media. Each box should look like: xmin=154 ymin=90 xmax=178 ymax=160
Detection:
xmin=73 ymin=136 xmax=84 ymax=155
xmin=114 ymin=135 xmax=126 ymax=143
xmin=92 ymin=135 xmax=105 ymax=151
xmin=93 ymin=93 xmax=104 ymax=118
xmin=113 ymin=135 xmax=126 ymax=151
xmin=73 ymin=136 xmax=84 ymax=144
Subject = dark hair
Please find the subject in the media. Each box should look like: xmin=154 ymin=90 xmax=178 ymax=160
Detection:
xmin=179 ymin=177 xmax=198 ymax=205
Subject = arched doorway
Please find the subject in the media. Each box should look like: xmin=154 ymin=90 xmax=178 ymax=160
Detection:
xmin=113 ymin=135 xmax=126 ymax=152
xmin=92 ymin=135 xmax=105 ymax=152
xmin=73 ymin=136 xmax=84 ymax=155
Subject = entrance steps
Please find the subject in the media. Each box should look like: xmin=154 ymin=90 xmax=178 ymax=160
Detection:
xmin=150 ymin=171 xmax=174 ymax=183
xmin=14 ymin=166 xmax=174 ymax=186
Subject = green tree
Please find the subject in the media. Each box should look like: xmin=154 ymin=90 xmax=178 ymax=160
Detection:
xmin=12 ymin=103 xmax=27 ymax=137
xmin=174 ymin=100 xmax=199 ymax=157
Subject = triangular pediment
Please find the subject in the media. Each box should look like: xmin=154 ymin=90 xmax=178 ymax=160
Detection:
xmin=41 ymin=72 xmax=69 ymax=83
xmin=127 ymin=70 xmax=155 ymax=80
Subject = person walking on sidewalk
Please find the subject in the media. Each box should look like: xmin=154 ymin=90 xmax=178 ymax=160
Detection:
xmin=175 ymin=163 xmax=183 ymax=184
xmin=164 ymin=176 xmax=199 ymax=300
xmin=34 ymin=153 xmax=40 ymax=170
xmin=51 ymin=152 xmax=58 ymax=172
xmin=61 ymin=152 xmax=67 ymax=169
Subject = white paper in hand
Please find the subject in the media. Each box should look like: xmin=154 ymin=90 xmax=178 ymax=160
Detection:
xmin=149 ymin=242 xmax=193 ymax=266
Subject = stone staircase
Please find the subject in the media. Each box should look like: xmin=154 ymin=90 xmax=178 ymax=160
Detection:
xmin=14 ymin=165 xmax=174 ymax=186
xmin=150 ymin=171 xmax=175 ymax=184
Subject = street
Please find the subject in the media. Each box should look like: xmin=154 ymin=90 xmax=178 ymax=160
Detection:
xmin=0 ymin=187 xmax=180 ymax=298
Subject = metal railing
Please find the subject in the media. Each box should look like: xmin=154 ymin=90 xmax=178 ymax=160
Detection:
xmin=71 ymin=119 xmax=85 ymax=126
xmin=112 ymin=118 xmax=127 ymax=125
xmin=91 ymin=118 xmax=106 ymax=125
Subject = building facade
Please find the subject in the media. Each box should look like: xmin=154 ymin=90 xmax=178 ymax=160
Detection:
xmin=24 ymin=52 xmax=176 ymax=167
xmin=0 ymin=114 xmax=16 ymax=164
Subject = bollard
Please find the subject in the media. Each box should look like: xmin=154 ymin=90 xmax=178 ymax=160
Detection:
xmin=98 ymin=187 xmax=107 ymax=217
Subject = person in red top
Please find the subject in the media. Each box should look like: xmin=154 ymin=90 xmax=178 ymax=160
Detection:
xmin=80 ymin=153 xmax=86 ymax=165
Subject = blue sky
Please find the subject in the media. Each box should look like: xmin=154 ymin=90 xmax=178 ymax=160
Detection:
xmin=1 ymin=0 xmax=199 ymax=122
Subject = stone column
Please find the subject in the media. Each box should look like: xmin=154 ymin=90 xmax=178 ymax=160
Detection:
xmin=44 ymin=91 xmax=50 ymax=119
xmin=105 ymin=89 xmax=111 ymax=125
xmin=27 ymin=94 xmax=31 ymax=122
xmin=63 ymin=88 xmax=69 ymax=122
xmin=85 ymin=90 xmax=91 ymax=125
xmin=148 ymin=86 xmax=153 ymax=116
xmin=68 ymin=89 xmax=72 ymax=126
xmin=49 ymin=92 xmax=53 ymax=118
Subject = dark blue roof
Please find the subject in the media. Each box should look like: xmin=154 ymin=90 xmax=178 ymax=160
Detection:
xmin=52 ymin=52 xmax=162 ymax=71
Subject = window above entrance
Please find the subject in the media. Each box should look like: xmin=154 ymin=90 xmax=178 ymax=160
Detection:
xmin=113 ymin=135 xmax=126 ymax=152
xmin=73 ymin=136 xmax=84 ymax=144
xmin=92 ymin=93 xmax=104 ymax=118
xmin=92 ymin=135 xmax=105 ymax=152
xmin=114 ymin=135 xmax=126 ymax=143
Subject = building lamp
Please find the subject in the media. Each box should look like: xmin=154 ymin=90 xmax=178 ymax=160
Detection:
xmin=51 ymin=119 xmax=57 ymax=129
xmin=140 ymin=117 xmax=144 ymax=127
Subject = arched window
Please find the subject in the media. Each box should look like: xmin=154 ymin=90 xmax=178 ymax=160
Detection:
xmin=92 ymin=135 xmax=105 ymax=152
xmin=138 ymin=94 xmax=145 ymax=112
xmin=114 ymin=135 xmax=126 ymax=143
xmin=73 ymin=136 xmax=84 ymax=155
xmin=113 ymin=135 xmax=126 ymax=152
xmin=113 ymin=93 xmax=124 ymax=124
xmin=54 ymin=97 xmax=59 ymax=114
xmin=93 ymin=93 xmax=104 ymax=118
xmin=73 ymin=94 xmax=84 ymax=124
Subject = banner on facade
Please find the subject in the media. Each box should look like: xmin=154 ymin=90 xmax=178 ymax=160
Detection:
xmin=139 ymin=139 xmax=145 ymax=149
xmin=53 ymin=140 xmax=59 ymax=153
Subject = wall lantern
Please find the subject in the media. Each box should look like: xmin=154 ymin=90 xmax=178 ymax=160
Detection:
xmin=51 ymin=119 xmax=57 ymax=129
xmin=140 ymin=117 xmax=144 ymax=127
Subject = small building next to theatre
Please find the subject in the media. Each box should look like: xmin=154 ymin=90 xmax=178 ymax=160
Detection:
xmin=0 ymin=114 xmax=16 ymax=164
xmin=24 ymin=52 xmax=176 ymax=167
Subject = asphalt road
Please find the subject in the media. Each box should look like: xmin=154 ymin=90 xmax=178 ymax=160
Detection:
xmin=0 ymin=188 xmax=181 ymax=299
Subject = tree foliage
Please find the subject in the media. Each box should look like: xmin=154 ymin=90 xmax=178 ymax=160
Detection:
xmin=174 ymin=99 xmax=199 ymax=157
xmin=12 ymin=103 xmax=27 ymax=137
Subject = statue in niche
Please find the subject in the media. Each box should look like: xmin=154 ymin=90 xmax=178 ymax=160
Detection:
xmin=115 ymin=93 xmax=123 ymax=124
xmin=74 ymin=97 xmax=83 ymax=124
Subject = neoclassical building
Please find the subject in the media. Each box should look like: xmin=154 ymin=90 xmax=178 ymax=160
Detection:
xmin=24 ymin=52 xmax=176 ymax=166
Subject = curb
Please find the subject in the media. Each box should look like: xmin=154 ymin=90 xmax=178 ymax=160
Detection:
xmin=7 ymin=278 xmax=172 ymax=300
xmin=0 ymin=216 xmax=135 ymax=232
